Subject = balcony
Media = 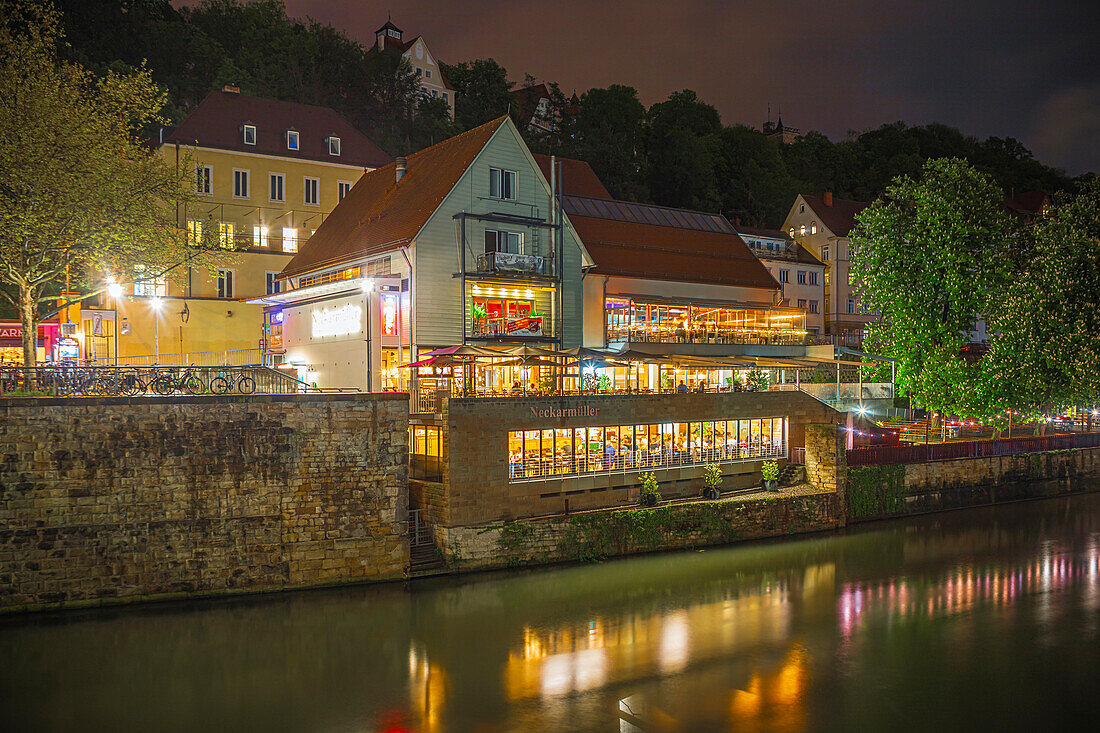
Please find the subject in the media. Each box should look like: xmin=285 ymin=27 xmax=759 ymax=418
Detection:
xmin=475 ymin=251 xmax=551 ymax=277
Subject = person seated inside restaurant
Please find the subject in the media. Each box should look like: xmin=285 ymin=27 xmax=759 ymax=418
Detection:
xmin=511 ymin=381 xmax=523 ymax=394
xmin=677 ymin=380 xmax=688 ymax=394
xmin=696 ymin=381 xmax=707 ymax=393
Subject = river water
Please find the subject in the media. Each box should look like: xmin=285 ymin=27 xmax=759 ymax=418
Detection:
xmin=3 ymin=493 xmax=1100 ymax=732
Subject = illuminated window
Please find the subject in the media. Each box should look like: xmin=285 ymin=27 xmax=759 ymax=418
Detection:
xmin=253 ymin=225 xmax=269 ymax=247
xmin=282 ymin=227 xmax=298 ymax=253
xmin=811 ymin=221 xmax=818 ymax=234
xmin=132 ymin=264 xmax=166 ymax=297
xmin=507 ymin=418 xmax=787 ymax=481
xmin=195 ymin=164 xmax=212 ymax=195
xmin=286 ymin=130 xmax=299 ymax=150
xmin=788 ymin=227 xmax=795 ymax=237
xmin=269 ymin=173 xmax=285 ymax=202
xmin=218 ymin=221 xmax=235 ymax=248
xmin=799 ymin=225 xmax=807 ymax=236
xmin=304 ymin=176 xmax=319 ymax=206
xmin=489 ymin=167 xmax=517 ymax=200
xmin=328 ymin=136 xmax=341 ymax=156
xmin=243 ymin=124 xmax=256 ymax=145
xmin=186 ymin=219 xmax=203 ymax=245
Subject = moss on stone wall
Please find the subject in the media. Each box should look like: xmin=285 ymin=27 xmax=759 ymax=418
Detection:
xmin=847 ymin=464 xmax=907 ymax=519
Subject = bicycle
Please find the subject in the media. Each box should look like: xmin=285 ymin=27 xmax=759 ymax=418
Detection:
xmin=210 ymin=369 xmax=255 ymax=395
xmin=151 ymin=366 xmax=206 ymax=395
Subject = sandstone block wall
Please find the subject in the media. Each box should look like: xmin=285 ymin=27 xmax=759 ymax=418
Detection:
xmin=437 ymin=487 xmax=844 ymax=572
xmin=0 ymin=393 xmax=409 ymax=613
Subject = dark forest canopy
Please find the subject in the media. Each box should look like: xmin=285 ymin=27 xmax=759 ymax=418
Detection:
xmin=55 ymin=0 xmax=1087 ymax=227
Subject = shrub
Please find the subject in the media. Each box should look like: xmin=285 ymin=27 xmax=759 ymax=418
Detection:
xmin=761 ymin=460 xmax=779 ymax=482
xmin=639 ymin=471 xmax=661 ymax=506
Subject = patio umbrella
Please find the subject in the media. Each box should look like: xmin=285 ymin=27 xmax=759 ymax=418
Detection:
xmin=494 ymin=356 xmax=562 ymax=368
xmin=562 ymin=346 xmax=619 ymax=360
xmin=504 ymin=345 xmax=570 ymax=358
xmin=421 ymin=345 xmax=502 ymax=357
xmin=398 ymin=354 xmax=467 ymax=368
xmin=567 ymin=357 xmax=631 ymax=370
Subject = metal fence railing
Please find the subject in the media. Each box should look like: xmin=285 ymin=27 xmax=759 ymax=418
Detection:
xmin=90 ymin=349 xmax=263 ymax=367
xmin=0 ymin=365 xmax=314 ymax=397
xmin=847 ymin=432 xmax=1100 ymax=466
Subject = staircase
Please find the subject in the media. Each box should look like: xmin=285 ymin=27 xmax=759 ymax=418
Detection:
xmin=777 ymin=464 xmax=804 ymax=486
xmin=407 ymin=510 xmax=446 ymax=575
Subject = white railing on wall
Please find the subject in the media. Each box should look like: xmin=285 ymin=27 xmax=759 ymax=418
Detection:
xmin=90 ymin=348 xmax=263 ymax=368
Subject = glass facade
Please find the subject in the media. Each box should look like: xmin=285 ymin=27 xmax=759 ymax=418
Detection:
xmin=507 ymin=417 xmax=787 ymax=482
xmin=605 ymin=298 xmax=807 ymax=345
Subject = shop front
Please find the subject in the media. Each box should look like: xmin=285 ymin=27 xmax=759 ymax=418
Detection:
xmin=0 ymin=321 xmax=62 ymax=365
xmin=412 ymin=390 xmax=840 ymax=527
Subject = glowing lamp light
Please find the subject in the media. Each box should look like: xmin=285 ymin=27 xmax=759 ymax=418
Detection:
xmin=150 ymin=296 xmax=163 ymax=310
xmin=361 ymin=278 xmax=375 ymax=293
xmin=107 ymin=283 xmax=123 ymax=298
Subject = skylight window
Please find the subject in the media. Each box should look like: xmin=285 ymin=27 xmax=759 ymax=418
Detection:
xmin=243 ymin=124 xmax=256 ymax=145
xmin=328 ymin=136 xmax=341 ymax=156
xmin=286 ymin=130 xmax=299 ymax=151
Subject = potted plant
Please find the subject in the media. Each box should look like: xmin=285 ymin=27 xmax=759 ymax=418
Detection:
xmin=702 ymin=463 xmax=722 ymax=500
xmin=761 ymin=460 xmax=779 ymax=492
xmin=639 ymin=471 xmax=661 ymax=507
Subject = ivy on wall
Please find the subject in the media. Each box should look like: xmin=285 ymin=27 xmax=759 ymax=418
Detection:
xmin=847 ymin=464 xmax=907 ymax=519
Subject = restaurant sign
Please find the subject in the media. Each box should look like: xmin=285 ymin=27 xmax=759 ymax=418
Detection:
xmin=529 ymin=404 xmax=600 ymax=419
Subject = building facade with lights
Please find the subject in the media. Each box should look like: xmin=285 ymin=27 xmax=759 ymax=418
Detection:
xmin=259 ymin=116 xmax=590 ymax=390
xmin=781 ymin=193 xmax=873 ymax=348
xmin=87 ymin=87 xmax=390 ymax=363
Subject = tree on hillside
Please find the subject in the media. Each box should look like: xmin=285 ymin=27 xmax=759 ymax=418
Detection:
xmin=985 ymin=180 xmax=1100 ymax=412
xmin=519 ymin=81 xmax=578 ymax=157
xmin=645 ymin=90 xmax=722 ymax=211
xmin=714 ymin=125 xmax=793 ymax=226
xmin=849 ymin=159 xmax=1016 ymax=415
xmin=0 ymin=2 xmax=214 ymax=369
xmin=573 ymin=85 xmax=648 ymax=201
xmin=439 ymin=58 xmax=516 ymax=131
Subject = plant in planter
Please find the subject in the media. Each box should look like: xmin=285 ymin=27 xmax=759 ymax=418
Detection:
xmin=702 ymin=463 xmax=722 ymax=500
xmin=639 ymin=471 xmax=661 ymax=507
xmin=761 ymin=460 xmax=779 ymax=492
xmin=747 ymin=367 xmax=770 ymax=392
xmin=472 ymin=303 xmax=488 ymax=322
xmin=596 ymin=374 xmax=611 ymax=393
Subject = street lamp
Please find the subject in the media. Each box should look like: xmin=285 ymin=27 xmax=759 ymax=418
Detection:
xmin=107 ymin=281 xmax=123 ymax=367
xmin=150 ymin=297 xmax=162 ymax=364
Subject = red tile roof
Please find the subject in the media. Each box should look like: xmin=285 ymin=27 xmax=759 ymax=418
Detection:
xmin=279 ymin=116 xmax=511 ymax=279
xmin=533 ymin=154 xmax=612 ymax=199
xmin=165 ymin=90 xmax=391 ymax=168
xmin=801 ymin=194 xmax=869 ymax=237
xmin=1004 ymin=189 xmax=1051 ymax=216
xmin=567 ymin=206 xmax=780 ymax=290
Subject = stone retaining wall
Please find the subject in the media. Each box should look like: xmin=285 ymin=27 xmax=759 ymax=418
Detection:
xmin=0 ymin=393 xmax=409 ymax=613
xmin=847 ymin=447 xmax=1100 ymax=522
xmin=437 ymin=486 xmax=844 ymax=572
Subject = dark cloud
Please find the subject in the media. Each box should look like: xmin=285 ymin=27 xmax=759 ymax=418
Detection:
xmin=178 ymin=0 xmax=1100 ymax=173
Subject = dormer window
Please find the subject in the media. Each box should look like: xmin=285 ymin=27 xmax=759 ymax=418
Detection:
xmin=286 ymin=130 xmax=299 ymax=151
xmin=328 ymin=136 xmax=341 ymax=156
xmin=243 ymin=124 xmax=256 ymax=145
xmin=388 ymin=28 xmax=400 ymax=38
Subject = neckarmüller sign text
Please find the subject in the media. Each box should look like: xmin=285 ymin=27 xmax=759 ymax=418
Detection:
xmin=529 ymin=404 xmax=600 ymax=418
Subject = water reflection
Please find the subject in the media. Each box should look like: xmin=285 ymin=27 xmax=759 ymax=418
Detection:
xmin=4 ymin=494 xmax=1100 ymax=732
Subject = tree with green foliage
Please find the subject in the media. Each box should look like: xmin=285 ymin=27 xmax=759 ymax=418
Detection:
xmin=439 ymin=58 xmax=515 ymax=131
xmin=715 ymin=124 xmax=794 ymax=226
xmin=645 ymin=90 xmax=722 ymax=211
xmin=0 ymin=1 xmax=213 ymax=368
xmin=985 ymin=180 xmax=1100 ymax=412
xmin=850 ymin=159 xmax=1016 ymax=415
xmin=573 ymin=85 xmax=648 ymax=201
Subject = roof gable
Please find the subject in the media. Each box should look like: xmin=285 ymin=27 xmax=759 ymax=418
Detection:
xmin=279 ymin=117 xmax=511 ymax=279
xmin=799 ymin=193 xmax=869 ymax=237
xmin=532 ymin=154 xmax=613 ymax=200
xmin=165 ymin=90 xmax=391 ymax=168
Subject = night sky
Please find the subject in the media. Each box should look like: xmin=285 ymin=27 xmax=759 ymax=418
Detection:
xmin=180 ymin=1 xmax=1100 ymax=175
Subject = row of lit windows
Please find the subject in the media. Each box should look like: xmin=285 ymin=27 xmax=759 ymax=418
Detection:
xmin=185 ymin=220 xmax=306 ymax=253
xmin=195 ymin=165 xmax=353 ymax=205
xmin=507 ymin=418 xmax=787 ymax=482
xmin=790 ymin=223 xmax=818 ymax=236
xmin=240 ymin=124 xmax=341 ymax=156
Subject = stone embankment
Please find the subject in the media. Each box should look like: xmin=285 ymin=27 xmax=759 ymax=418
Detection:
xmin=0 ymin=393 xmax=409 ymax=613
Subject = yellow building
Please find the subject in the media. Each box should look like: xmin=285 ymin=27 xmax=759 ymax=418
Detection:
xmin=371 ymin=19 xmax=457 ymax=118
xmin=93 ymin=87 xmax=390 ymax=363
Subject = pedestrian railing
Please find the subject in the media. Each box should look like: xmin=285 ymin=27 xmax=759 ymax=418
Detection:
xmin=847 ymin=432 xmax=1100 ymax=466
xmin=0 ymin=364 xmax=333 ymax=398
xmin=90 ymin=348 xmax=263 ymax=367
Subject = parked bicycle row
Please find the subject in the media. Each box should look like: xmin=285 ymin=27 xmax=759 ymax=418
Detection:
xmin=0 ymin=365 xmax=258 ymax=396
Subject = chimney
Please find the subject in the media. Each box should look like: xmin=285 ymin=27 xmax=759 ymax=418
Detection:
xmin=823 ymin=191 xmax=833 ymax=207
xmin=395 ymin=156 xmax=407 ymax=183
xmin=222 ymin=84 xmax=240 ymax=94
